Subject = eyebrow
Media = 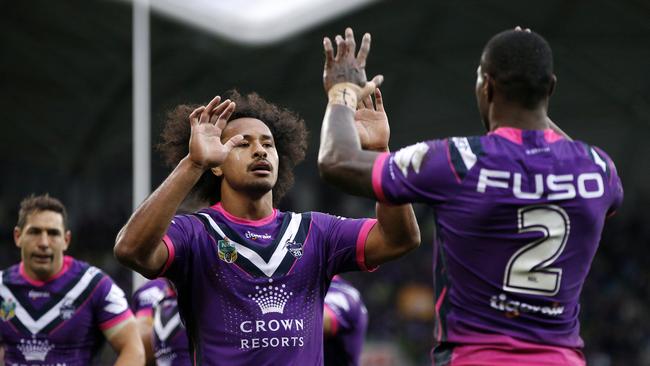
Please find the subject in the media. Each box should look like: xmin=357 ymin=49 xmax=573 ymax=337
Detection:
xmin=242 ymin=134 xmax=274 ymax=140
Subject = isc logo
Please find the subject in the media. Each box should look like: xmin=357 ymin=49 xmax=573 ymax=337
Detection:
xmin=476 ymin=168 xmax=604 ymax=200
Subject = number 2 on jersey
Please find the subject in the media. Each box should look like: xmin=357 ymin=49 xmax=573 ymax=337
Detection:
xmin=503 ymin=205 xmax=570 ymax=296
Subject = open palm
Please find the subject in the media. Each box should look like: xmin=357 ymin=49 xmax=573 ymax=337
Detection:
xmin=354 ymin=88 xmax=389 ymax=152
xmin=188 ymin=96 xmax=244 ymax=169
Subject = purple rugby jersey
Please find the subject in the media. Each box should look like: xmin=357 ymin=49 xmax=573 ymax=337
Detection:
xmin=323 ymin=276 xmax=367 ymax=366
xmin=372 ymin=128 xmax=623 ymax=351
xmin=132 ymin=278 xmax=167 ymax=319
xmin=0 ymin=256 xmax=133 ymax=366
xmin=158 ymin=202 xmax=377 ymax=366
xmin=133 ymin=278 xmax=191 ymax=366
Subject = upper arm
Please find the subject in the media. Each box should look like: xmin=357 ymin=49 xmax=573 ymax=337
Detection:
xmin=372 ymin=140 xmax=461 ymax=205
xmin=316 ymin=213 xmax=378 ymax=278
xmin=592 ymin=146 xmax=624 ymax=215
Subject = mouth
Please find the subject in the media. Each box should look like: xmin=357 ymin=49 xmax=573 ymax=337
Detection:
xmin=31 ymin=253 xmax=54 ymax=264
xmin=248 ymin=161 xmax=273 ymax=176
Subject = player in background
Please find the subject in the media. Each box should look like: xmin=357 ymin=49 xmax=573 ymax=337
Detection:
xmin=0 ymin=194 xmax=144 ymax=365
xmin=133 ymin=278 xmax=190 ymax=366
xmin=114 ymin=91 xmax=420 ymax=365
xmin=318 ymin=27 xmax=623 ymax=366
xmin=323 ymin=276 xmax=367 ymax=366
xmin=131 ymin=198 xmax=205 ymax=366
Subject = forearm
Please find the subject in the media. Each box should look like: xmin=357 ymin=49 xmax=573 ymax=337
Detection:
xmin=379 ymin=202 xmax=420 ymax=250
xmin=318 ymin=104 xmax=378 ymax=198
xmin=113 ymin=345 xmax=145 ymax=366
xmin=114 ymin=157 xmax=204 ymax=276
xmin=137 ymin=319 xmax=156 ymax=365
xmin=365 ymin=202 xmax=420 ymax=268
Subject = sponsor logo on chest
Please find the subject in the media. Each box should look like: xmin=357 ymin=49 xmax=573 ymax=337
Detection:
xmin=238 ymin=279 xmax=305 ymax=350
xmin=28 ymin=290 xmax=50 ymax=300
xmin=245 ymin=231 xmax=272 ymax=241
xmin=18 ymin=337 xmax=55 ymax=361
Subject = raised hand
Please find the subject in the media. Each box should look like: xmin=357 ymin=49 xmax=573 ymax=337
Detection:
xmin=188 ymin=95 xmax=244 ymax=169
xmin=355 ymin=88 xmax=390 ymax=152
xmin=323 ymin=27 xmax=383 ymax=102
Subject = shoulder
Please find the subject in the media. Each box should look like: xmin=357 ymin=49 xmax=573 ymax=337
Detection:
xmin=0 ymin=263 xmax=21 ymax=284
xmin=134 ymin=278 xmax=167 ymax=297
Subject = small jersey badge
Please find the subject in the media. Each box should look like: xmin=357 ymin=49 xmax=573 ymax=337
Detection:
xmin=0 ymin=298 xmax=16 ymax=321
xmin=285 ymin=240 xmax=304 ymax=259
xmin=218 ymin=237 xmax=238 ymax=263
xmin=60 ymin=299 xmax=76 ymax=320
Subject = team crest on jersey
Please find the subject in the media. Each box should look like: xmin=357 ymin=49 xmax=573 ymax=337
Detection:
xmin=59 ymin=299 xmax=76 ymax=320
xmin=217 ymin=237 xmax=238 ymax=263
xmin=1 ymin=298 xmax=16 ymax=321
xmin=285 ymin=240 xmax=304 ymax=259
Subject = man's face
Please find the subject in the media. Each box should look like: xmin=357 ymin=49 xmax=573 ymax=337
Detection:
xmin=14 ymin=210 xmax=70 ymax=279
xmin=475 ymin=64 xmax=491 ymax=131
xmin=216 ymin=117 xmax=279 ymax=197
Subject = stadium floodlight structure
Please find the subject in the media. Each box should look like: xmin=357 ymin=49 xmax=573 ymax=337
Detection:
xmin=126 ymin=0 xmax=378 ymax=289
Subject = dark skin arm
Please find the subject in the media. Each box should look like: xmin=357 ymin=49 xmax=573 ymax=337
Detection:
xmin=114 ymin=97 xmax=243 ymax=278
xmin=318 ymin=28 xmax=384 ymax=198
xmin=319 ymin=28 xmax=420 ymax=266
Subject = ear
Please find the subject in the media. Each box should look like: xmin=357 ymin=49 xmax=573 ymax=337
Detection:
xmin=14 ymin=227 xmax=22 ymax=248
xmin=548 ymin=75 xmax=557 ymax=96
xmin=484 ymin=74 xmax=494 ymax=103
xmin=63 ymin=230 xmax=71 ymax=251
xmin=211 ymin=166 xmax=223 ymax=177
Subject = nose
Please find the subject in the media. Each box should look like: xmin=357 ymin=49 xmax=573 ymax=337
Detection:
xmin=37 ymin=231 xmax=50 ymax=249
xmin=252 ymin=141 xmax=268 ymax=159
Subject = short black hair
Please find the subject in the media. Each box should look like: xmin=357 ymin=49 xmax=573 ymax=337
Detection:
xmin=158 ymin=90 xmax=308 ymax=207
xmin=17 ymin=194 xmax=68 ymax=230
xmin=481 ymin=29 xmax=554 ymax=109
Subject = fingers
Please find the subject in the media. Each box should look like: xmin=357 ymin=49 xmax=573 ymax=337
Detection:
xmin=362 ymin=94 xmax=374 ymax=110
xmin=189 ymin=106 xmax=206 ymax=127
xmin=334 ymin=35 xmax=346 ymax=60
xmin=375 ymin=88 xmax=384 ymax=112
xmin=200 ymin=96 xmax=221 ymax=123
xmin=360 ymin=75 xmax=383 ymax=99
xmin=345 ymin=27 xmax=356 ymax=57
xmin=209 ymin=99 xmax=232 ymax=124
xmin=323 ymin=37 xmax=334 ymax=67
xmin=514 ymin=25 xmax=532 ymax=33
xmin=223 ymin=134 xmax=244 ymax=151
xmin=357 ymin=33 xmax=371 ymax=67
xmin=214 ymin=102 xmax=236 ymax=132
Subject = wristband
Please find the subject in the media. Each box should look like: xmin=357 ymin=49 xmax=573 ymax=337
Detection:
xmin=328 ymin=83 xmax=361 ymax=110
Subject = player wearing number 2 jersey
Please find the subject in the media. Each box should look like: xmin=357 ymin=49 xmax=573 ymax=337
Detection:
xmin=318 ymin=27 xmax=623 ymax=365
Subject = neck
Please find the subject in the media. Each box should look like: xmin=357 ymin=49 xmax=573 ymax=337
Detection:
xmin=488 ymin=99 xmax=551 ymax=131
xmin=220 ymin=188 xmax=274 ymax=220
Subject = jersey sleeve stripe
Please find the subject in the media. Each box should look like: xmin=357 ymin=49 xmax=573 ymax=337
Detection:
xmin=99 ymin=309 xmax=134 ymax=331
xmin=371 ymin=152 xmax=390 ymax=202
xmin=445 ymin=139 xmax=462 ymax=183
xmin=135 ymin=308 xmax=153 ymax=318
xmin=157 ymin=235 xmax=176 ymax=277
xmin=451 ymin=137 xmax=478 ymax=171
xmin=356 ymin=219 xmax=378 ymax=272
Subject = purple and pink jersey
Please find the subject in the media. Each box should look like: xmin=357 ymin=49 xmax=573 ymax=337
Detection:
xmin=158 ymin=202 xmax=376 ymax=365
xmin=372 ymin=128 xmax=623 ymax=365
xmin=323 ymin=276 xmax=367 ymax=366
xmin=133 ymin=278 xmax=191 ymax=366
xmin=0 ymin=256 xmax=133 ymax=366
